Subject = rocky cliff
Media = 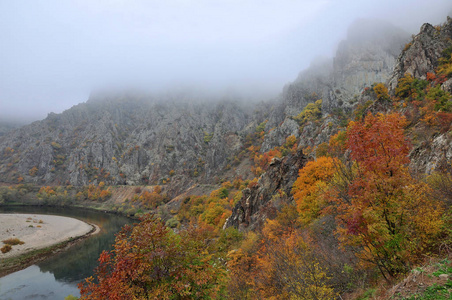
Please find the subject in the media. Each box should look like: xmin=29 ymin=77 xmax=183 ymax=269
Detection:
xmin=0 ymin=93 xmax=265 ymax=196
xmin=224 ymin=149 xmax=307 ymax=231
xmin=226 ymin=18 xmax=452 ymax=231
xmin=1 ymin=17 xmax=451 ymax=231
xmin=261 ymin=19 xmax=409 ymax=152
xmin=386 ymin=16 xmax=452 ymax=174
xmin=388 ymin=17 xmax=452 ymax=92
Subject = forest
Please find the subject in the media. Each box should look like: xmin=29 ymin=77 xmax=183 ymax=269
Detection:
xmin=75 ymin=38 xmax=452 ymax=300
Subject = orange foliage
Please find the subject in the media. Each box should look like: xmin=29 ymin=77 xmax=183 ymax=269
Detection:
xmin=333 ymin=112 xmax=444 ymax=278
xmin=139 ymin=190 xmax=165 ymax=209
xmin=29 ymin=167 xmax=38 ymax=176
xmin=79 ymin=214 xmax=227 ymax=299
xmin=77 ymin=183 xmax=111 ymax=201
xmin=227 ymin=206 xmax=336 ymax=299
xmin=293 ymin=157 xmax=338 ymax=224
xmin=38 ymin=186 xmax=56 ymax=197
xmin=426 ymin=72 xmax=436 ymax=81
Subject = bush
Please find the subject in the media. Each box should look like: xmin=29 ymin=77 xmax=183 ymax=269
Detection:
xmin=294 ymin=100 xmax=322 ymax=125
xmin=1 ymin=244 xmax=12 ymax=253
xmin=2 ymin=238 xmax=25 ymax=245
xmin=165 ymin=218 xmax=180 ymax=228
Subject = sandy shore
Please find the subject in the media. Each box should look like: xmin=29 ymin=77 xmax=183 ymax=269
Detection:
xmin=0 ymin=214 xmax=95 ymax=259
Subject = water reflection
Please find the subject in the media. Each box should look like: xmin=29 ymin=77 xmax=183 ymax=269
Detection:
xmin=0 ymin=206 xmax=133 ymax=299
xmin=0 ymin=265 xmax=78 ymax=300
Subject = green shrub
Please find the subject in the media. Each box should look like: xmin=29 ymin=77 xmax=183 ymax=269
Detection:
xmin=294 ymin=100 xmax=322 ymax=125
xmin=165 ymin=218 xmax=180 ymax=228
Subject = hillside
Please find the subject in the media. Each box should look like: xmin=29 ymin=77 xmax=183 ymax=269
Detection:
xmin=0 ymin=94 xmax=267 ymax=195
xmin=0 ymin=19 xmax=409 ymax=193
xmin=1 ymin=16 xmax=452 ymax=300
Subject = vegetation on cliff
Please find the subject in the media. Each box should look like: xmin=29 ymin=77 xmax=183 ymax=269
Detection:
xmin=2 ymin=16 xmax=452 ymax=300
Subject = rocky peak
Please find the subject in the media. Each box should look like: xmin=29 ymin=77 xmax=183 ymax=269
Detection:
xmin=329 ymin=19 xmax=409 ymax=111
xmin=262 ymin=19 xmax=408 ymax=152
xmin=388 ymin=17 xmax=452 ymax=92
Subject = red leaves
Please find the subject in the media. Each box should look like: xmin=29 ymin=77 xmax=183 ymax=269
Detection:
xmin=347 ymin=113 xmax=410 ymax=176
xmin=79 ymin=214 xmax=226 ymax=299
xmin=426 ymin=72 xmax=437 ymax=82
xmin=332 ymin=112 xmax=445 ymax=278
xmin=345 ymin=213 xmax=365 ymax=236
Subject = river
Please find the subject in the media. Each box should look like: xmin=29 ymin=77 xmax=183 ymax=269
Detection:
xmin=0 ymin=206 xmax=133 ymax=300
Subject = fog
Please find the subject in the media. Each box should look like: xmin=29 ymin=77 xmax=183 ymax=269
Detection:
xmin=1 ymin=0 xmax=451 ymax=123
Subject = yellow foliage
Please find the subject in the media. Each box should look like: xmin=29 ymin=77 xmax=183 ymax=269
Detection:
xmin=395 ymin=73 xmax=414 ymax=98
xmin=293 ymin=157 xmax=338 ymax=224
xmin=29 ymin=166 xmax=38 ymax=176
xmin=255 ymin=230 xmax=337 ymax=300
xmin=284 ymin=135 xmax=297 ymax=148
xmin=373 ymin=83 xmax=389 ymax=101
xmin=438 ymin=52 xmax=452 ymax=78
xmin=294 ymin=100 xmax=322 ymax=125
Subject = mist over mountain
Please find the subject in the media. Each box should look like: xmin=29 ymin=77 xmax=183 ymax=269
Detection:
xmin=0 ymin=0 xmax=451 ymax=250
xmin=0 ymin=17 xmax=438 ymax=196
xmin=1 ymin=4 xmax=452 ymax=298
xmin=1 ymin=0 xmax=452 ymax=122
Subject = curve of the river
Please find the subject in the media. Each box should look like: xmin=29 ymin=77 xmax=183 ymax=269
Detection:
xmin=0 ymin=206 xmax=133 ymax=300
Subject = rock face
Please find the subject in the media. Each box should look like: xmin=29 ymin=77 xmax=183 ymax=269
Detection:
xmin=410 ymin=133 xmax=452 ymax=175
xmin=331 ymin=19 xmax=408 ymax=110
xmin=388 ymin=17 xmax=452 ymax=92
xmin=1 ymin=17 xmax=451 ymax=231
xmin=0 ymin=94 xmax=262 ymax=196
xmin=262 ymin=19 xmax=409 ymax=151
xmin=224 ymin=149 xmax=307 ymax=231
xmin=226 ymin=18 xmax=452 ymax=231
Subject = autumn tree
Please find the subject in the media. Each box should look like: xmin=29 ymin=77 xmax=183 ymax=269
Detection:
xmin=333 ymin=112 xmax=444 ymax=278
xmin=255 ymin=206 xmax=336 ymax=300
xmin=227 ymin=231 xmax=260 ymax=299
xmin=79 ymin=214 xmax=227 ymax=299
xmin=293 ymin=157 xmax=337 ymax=225
xmin=227 ymin=205 xmax=337 ymax=300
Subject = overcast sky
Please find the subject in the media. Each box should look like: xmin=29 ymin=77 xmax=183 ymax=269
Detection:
xmin=1 ymin=0 xmax=451 ymax=123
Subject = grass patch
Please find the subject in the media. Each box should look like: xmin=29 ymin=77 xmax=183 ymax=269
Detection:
xmin=432 ymin=259 xmax=452 ymax=277
xmin=358 ymin=288 xmax=376 ymax=300
xmin=401 ymin=282 xmax=452 ymax=299
xmin=3 ymin=238 xmax=25 ymax=246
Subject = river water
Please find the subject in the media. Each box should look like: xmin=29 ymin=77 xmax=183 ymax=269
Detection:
xmin=0 ymin=206 xmax=133 ymax=300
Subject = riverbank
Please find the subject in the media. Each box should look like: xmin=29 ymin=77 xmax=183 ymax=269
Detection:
xmin=0 ymin=213 xmax=99 ymax=277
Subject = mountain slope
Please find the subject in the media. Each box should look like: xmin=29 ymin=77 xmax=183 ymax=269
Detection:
xmin=0 ymin=94 xmax=267 ymax=196
xmin=226 ymin=17 xmax=452 ymax=231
